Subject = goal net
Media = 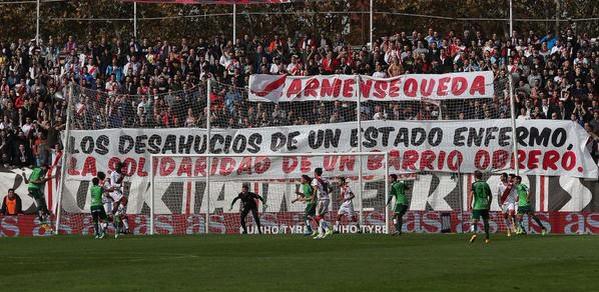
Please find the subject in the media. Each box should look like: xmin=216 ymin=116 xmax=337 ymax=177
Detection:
xmin=206 ymin=75 xmax=515 ymax=235
xmin=357 ymin=72 xmax=515 ymax=235
xmin=56 ymin=84 xmax=207 ymax=236
xmin=57 ymin=71 xmax=518 ymax=236
xmin=149 ymin=152 xmax=390 ymax=235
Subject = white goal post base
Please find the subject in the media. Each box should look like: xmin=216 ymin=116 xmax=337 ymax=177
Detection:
xmin=149 ymin=152 xmax=391 ymax=235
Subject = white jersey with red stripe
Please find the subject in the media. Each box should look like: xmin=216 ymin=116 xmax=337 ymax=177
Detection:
xmin=101 ymin=179 xmax=112 ymax=203
xmin=341 ymin=185 xmax=354 ymax=201
xmin=311 ymin=176 xmax=330 ymax=201
xmin=110 ymin=171 xmax=124 ymax=202
xmin=497 ymin=182 xmax=508 ymax=204
xmin=498 ymin=181 xmax=517 ymax=213
xmin=338 ymin=185 xmax=354 ymax=216
xmin=501 ymin=182 xmax=518 ymax=205
xmin=101 ymin=179 xmax=114 ymax=213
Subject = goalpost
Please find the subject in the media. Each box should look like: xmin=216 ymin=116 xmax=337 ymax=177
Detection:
xmin=56 ymin=73 xmax=518 ymax=236
xmin=148 ymin=152 xmax=390 ymax=235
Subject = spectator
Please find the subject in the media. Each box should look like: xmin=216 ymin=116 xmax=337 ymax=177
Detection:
xmin=372 ymin=62 xmax=387 ymax=78
xmin=21 ymin=117 xmax=33 ymax=137
xmin=372 ymin=105 xmax=387 ymax=120
xmin=387 ymin=57 xmax=402 ymax=77
xmin=1 ymin=188 xmax=23 ymax=215
xmin=14 ymin=143 xmax=33 ymax=168
xmin=0 ymin=25 xmax=596 ymax=161
xmin=590 ymin=111 xmax=599 ymax=133
xmin=106 ymin=59 xmax=124 ymax=83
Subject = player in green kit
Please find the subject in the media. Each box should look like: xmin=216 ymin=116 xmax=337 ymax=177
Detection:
xmin=514 ymin=176 xmax=547 ymax=235
xmin=469 ymin=170 xmax=492 ymax=244
xmin=90 ymin=174 xmax=109 ymax=239
xmin=22 ymin=164 xmax=54 ymax=228
xmin=292 ymin=175 xmax=316 ymax=236
xmin=386 ymin=174 xmax=409 ymax=235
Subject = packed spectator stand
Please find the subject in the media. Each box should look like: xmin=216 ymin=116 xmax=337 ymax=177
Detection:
xmin=1 ymin=27 xmax=598 ymax=169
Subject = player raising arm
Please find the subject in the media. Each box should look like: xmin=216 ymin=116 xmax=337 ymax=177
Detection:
xmin=229 ymin=184 xmax=266 ymax=234
xmin=90 ymin=176 xmax=109 ymax=239
xmin=110 ymin=162 xmax=130 ymax=238
xmin=99 ymin=172 xmax=114 ymax=228
xmin=497 ymin=173 xmax=517 ymax=236
xmin=334 ymin=177 xmax=360 ymax=233
xmin=386 ymin=174 xmax=409 ymax=236
xmin=311 ymin=168 xmax=333 ymax=239
xmin=292 ymin=175 xmax=316 ymax=236
xmin=469 ymin=170 xmax=492 ymax=244
xmin=515 ymin=176 xmax=547 ymax=235
xmin=22 ymin=164 xmax=54 ymax=227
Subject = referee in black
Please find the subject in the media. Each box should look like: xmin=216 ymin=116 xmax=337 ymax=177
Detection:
xmin=229 ymin=184 xmax=267 ymax=234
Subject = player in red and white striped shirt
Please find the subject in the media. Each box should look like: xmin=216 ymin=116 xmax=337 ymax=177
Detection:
xmin=497 ymin=173 xmax=518 ymax=237
xmin=333 ymin=177 xmax=360 ymax=233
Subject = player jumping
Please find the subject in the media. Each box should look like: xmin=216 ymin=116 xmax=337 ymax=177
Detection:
xmin=230 ymin=184 xmax=267 ymax=234
xmin=469 ymin=170 xmax=492 ymax=244
xmin=386 ymin=174 xmax=409 ymax=236
xmin=110 ymin=162 xmax=130 ymax=238
xmin=292 ymin=174 xmax=316 ymax=236
xmin=311 ymin=168 xmax=333 ymax=239
xmin=514 ymin=176 xmax=547 ymax=235
xmin=334 ymin=176 xmax=361 ymax=233
xmin=497 ymin=173 xmax=517 ymax=236
xmin=98 ymin=171 xmax=115 ymax=232
xmin=22 ymin=164 xmax=54 ymax=229
xmin=90 ymin=176 xmax=109 ymax=239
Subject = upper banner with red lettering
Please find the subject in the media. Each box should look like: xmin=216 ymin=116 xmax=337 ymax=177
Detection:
xmin=248 ymin=72 xmax=495 ymax=102
xmin=121 ymin=0 xmax=301 ymax=4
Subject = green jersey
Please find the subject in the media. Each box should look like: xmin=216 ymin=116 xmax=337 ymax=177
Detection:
xmin=390 ymin=181 xmax=408 ymax=206
xmin=90 ymin=185 xmax=103 ymax=207
xmin=471 ymin=180 xmax=491 ymax=210
xmin=516 ymin=184 xmax=529 ymax=207
xmin=301 ymin=183 xmax=313 ymax=205
xmin=28 ymin=168 xmax=43 ymax=190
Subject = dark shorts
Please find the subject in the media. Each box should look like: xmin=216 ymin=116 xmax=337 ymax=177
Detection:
xmin=394 ymin=204 xmax=408 ymax=216
xmin=91 ymin=205 xmax=108 ymax=221
xmin=28 ymin=188 xmax=43 ymax=199
xmin=518 ymin=205 xmax=533 ymax=214
xmin=241 ymin=207 xmax=258 ymax=218
xmin=29 ymin=188 xmax=48 ymax=213
xmin=305 ymin=203 xmax=316 ymax=219
xmin=472 ymin=209 xmax=489 ymax=220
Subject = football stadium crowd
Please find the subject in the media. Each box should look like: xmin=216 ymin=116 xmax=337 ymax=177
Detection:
xmin=0 ymin=27 xmax=598 ymax=168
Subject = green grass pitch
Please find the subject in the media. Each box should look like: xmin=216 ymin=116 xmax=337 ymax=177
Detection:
xmin=1 ymin=234 xmax=598 ymax=291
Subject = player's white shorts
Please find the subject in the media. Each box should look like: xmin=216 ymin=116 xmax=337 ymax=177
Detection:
xmin=110 ymin=191 xmax=123 ymax=203
xmin=103 ymin=202 xmax=113 ymax=214
xmin=501 ymin=202 xmax=516 ymax=214
xmin=115 ymin=202 xmax=127 ymax=216
xmin=338 ymin=201 xmax=354 ymax=217
xmin=102 ymin=195 xmax=113 ymax=215
xmin=317 ymin=199 xmax=329 ymax=216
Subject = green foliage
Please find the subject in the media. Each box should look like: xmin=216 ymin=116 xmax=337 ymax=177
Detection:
xmin=0 ymin=0 xmax=596 ymax=44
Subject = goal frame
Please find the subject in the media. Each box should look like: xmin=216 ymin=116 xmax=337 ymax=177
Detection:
xmin=149 ymin=152 xmax=390 ymax=235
